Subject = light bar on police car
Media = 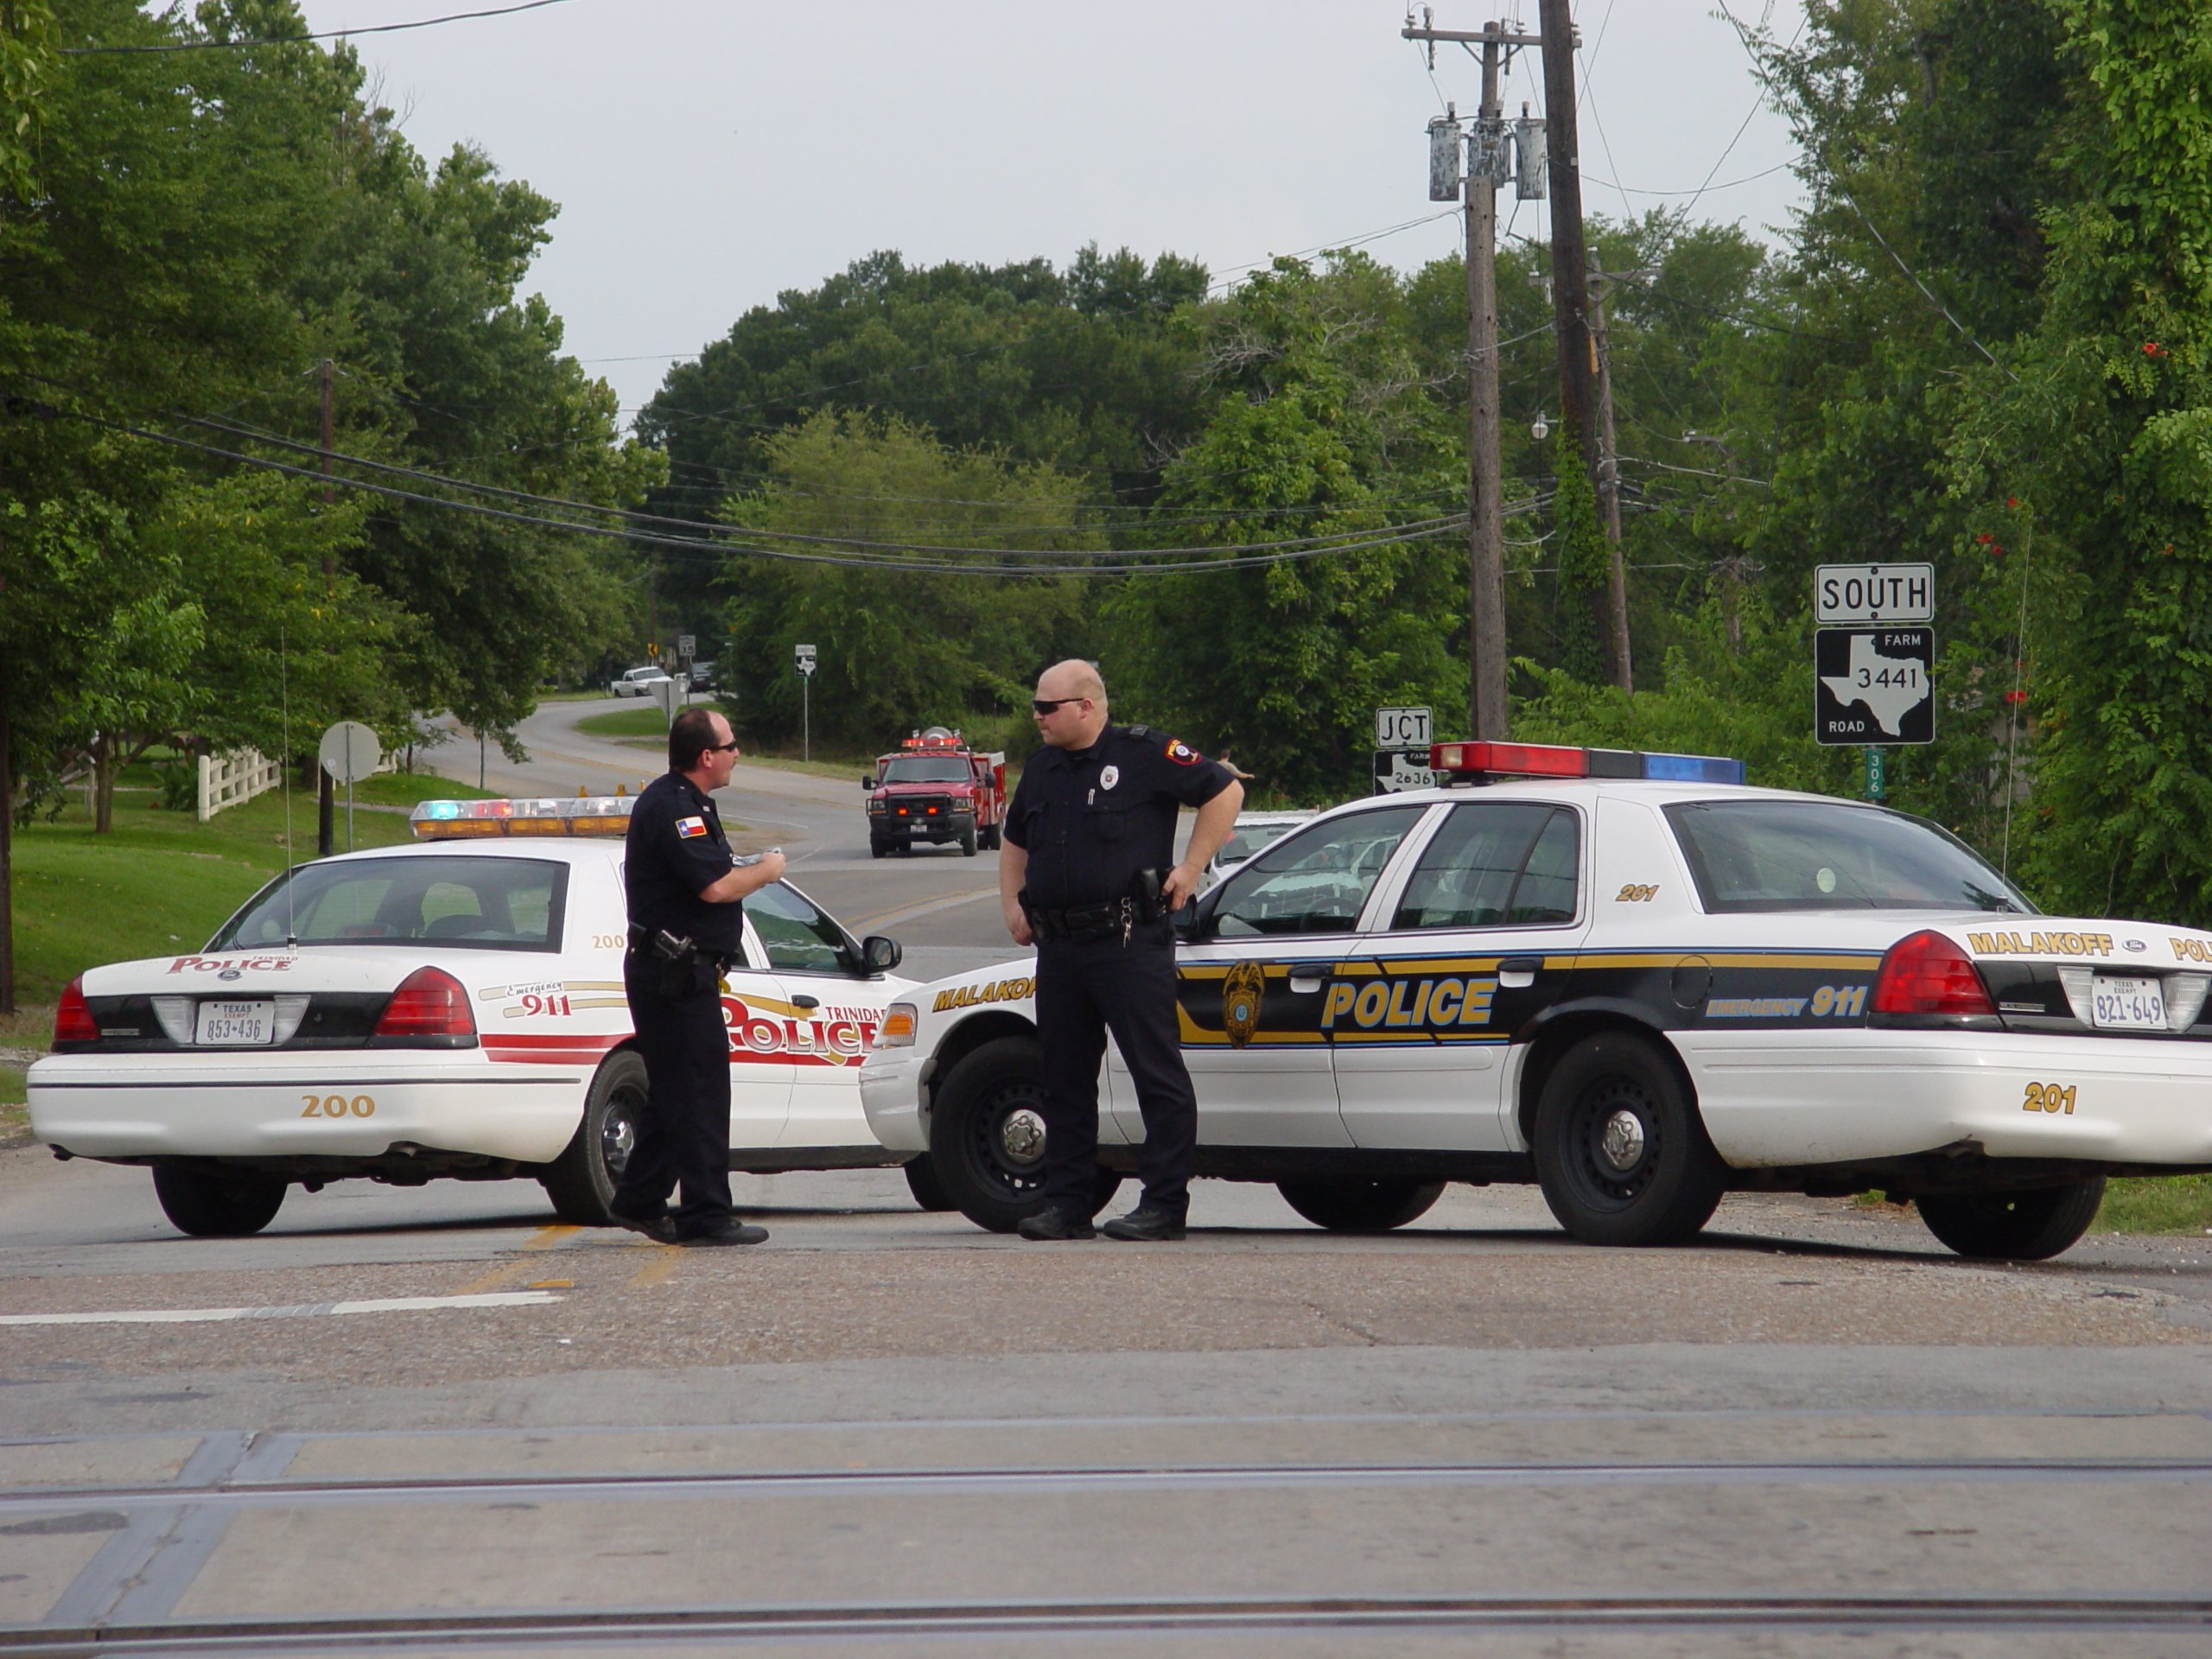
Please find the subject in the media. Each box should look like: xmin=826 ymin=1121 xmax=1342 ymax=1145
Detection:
xmin=1428 ymin=741 xmax=1746 ymax=787
xmin=410 ymin=797 xmax=638 ymax=839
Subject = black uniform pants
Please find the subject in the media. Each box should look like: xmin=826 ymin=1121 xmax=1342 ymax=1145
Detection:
xmin=613 ymin=955 xmax=734 ymax=1230
xmin=1033 ymin=927 xmax=1196 ymax=1220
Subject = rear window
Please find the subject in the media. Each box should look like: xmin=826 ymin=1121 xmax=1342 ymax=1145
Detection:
xmin=1663 ymin=800 xmax=2033 ymax=914
xmin=211 ymin=856 xmax=569 ymax=951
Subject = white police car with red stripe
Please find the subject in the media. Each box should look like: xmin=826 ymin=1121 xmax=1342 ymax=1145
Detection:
xmin=28 ymin=798 xmax=919 ymax=1236
xmin=861 ymin=741 xmax=2212 ymax=1260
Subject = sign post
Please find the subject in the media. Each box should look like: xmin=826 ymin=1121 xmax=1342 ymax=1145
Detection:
xmin=317 ymin=720 xmax=382 ymax=853
xmin=795 ymin=644 xmax=817 ymax=763
xmin=1813 ymin=565 xmax=1936 ymax=798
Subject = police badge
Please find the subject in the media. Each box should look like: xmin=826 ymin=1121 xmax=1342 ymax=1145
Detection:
xmin=1222 ymin=958 xmax=1265 ymax=1049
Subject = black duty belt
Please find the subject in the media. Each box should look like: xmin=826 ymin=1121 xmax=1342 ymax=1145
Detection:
xmin=1029 ymin=898 xmax=1140 ymax=945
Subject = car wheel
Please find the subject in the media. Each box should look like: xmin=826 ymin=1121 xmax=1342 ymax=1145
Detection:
xmin=925 ymin=1037 xmax=1120 ymax=1231
xmin=982 ymin=823 xmax=1001 ymax=851
xmin=903 ymin=1154 xmax=955 ymax=1212
xmin=151 ymin=1162 xmax=286 ymax=1237
xmin=959 ymin=823 xmax=978 ymax=856
xmin=1533 ymin=1030 xmax=1725 ymax=1247
xmin=868 ymin=838 xmax=887 ymax=859
xmin=542 ymin=1049 xmax=645 ymax=1224
xmin=1916 ymin=1178 xmax=2105 ymax=1261
xmin=1277 ymin=1178 xmax=1446 ymax=1232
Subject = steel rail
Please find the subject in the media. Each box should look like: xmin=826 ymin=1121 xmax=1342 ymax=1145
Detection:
xmin=8 ymin=1592 xmax=2212 ymax=1655
xmin=5 ymin=1455 xmax=2212 ymax=1519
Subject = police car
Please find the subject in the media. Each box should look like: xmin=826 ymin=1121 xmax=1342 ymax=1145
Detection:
xmin=861 ymin=741 xmax=2212 ymax=1261
xmin=28 ymin=798 xmax=919 ymax=1237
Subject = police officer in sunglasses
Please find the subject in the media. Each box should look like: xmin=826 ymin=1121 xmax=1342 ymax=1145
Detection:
xmin=1000 ymin=660 xmax=1243 ymax=1240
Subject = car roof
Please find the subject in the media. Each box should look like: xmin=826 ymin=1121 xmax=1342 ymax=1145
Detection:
xmin=311 ymin=837 xmax=624 ymax=869
xmin=1325 ymin=777 xmax=1853 ymax=813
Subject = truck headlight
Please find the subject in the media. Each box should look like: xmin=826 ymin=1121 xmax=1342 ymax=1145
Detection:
xmin=874 ymin=1002 xmax=918 ymax=1048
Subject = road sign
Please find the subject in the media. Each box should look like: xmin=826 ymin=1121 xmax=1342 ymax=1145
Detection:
xmin=649 ymin=677 xmax=685 ymax=721
xmin=1815 ymin=627 xmax=1935 ymax=746
xmin=678 ymin=634 xmax=696 ymax=662
xmin=317 ymin=721 xmax=381 ymax=784
xmin=1375 ymin=706 xmax=1432 ymax=748
xmin=795 ymin=643 xmax=817 ymax=677
xmin=1373 ymin=748 xmax=1437 ymax=795
xmin=1815 ymin=563 xmax=1934 ymax=626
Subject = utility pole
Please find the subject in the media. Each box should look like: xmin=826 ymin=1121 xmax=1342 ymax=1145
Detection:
xmin=1586 ymin=262 xmax=1652 ymax=692
xmin=316 ymin=358 xmax=336 ymax=858
xmin=1404 ymin=12 xmax=1542 ymax=741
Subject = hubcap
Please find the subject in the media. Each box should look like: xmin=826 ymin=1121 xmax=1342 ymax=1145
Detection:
xmin=999 ymin=1108 xmax=1046 ymax=1166
xmin=602 ymin=1097 xmax=638 ymax=1179
xmin=1599 ymin=1108 xmax=1645 ymax=1173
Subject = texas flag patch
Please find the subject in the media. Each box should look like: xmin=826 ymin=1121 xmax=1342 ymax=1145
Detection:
xmin=1165 ymin=739 xmax=1203 ymax=766
xmin=676 ymin=816 xmax=709 ymax=839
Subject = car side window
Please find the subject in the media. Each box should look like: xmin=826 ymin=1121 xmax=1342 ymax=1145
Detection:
xmin=1210 ymin=806 xmax=1427 ymax=938
xmin=1507 ymin=809 xmax=1580 ymax=923
xmin=742 ymin=882 xmax=862 ymax=976
xmin=1389 ymin=802 xmax=1557 ymax=930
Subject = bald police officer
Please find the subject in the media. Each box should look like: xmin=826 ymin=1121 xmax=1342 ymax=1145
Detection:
xmin=1001 ymin=660 xmax=1243 ymax=1241
xmin=612 ymin=706 xmax=785 ymax=1247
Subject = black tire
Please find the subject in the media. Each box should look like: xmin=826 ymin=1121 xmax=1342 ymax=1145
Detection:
xmin=152 ymin=1162 xmax=286 ymax=1237
xmin=903 ymin=1154 xmax=956 ymax=1212
xmin=927 ymin=1036 xmax=1122 ymax=1231
xmin=982 ymin=823 xmax=1001 ymax=851
xmin=1532 ymin=1030 xmax=1725 ymax=1247
xmin=542 ymin=1049 xmax=645 ymax=1224
xmin=869 ymin=837 xmax=888 ymax=860
xmin=1278 ymin=1178 xmax=1446 ymax=1232
xmin=1916 ymin=1178 xmax=2106 ymax=1261
xmin=959 ymin=823 xmax=978 ymax=856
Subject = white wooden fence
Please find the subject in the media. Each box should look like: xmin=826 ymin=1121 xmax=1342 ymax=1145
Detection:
xmin=195 ymin=748 xmax=280 ymax=821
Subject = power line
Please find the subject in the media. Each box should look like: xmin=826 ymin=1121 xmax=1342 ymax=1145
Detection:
xmin=62 ymin=0 xmax=577 ymax=54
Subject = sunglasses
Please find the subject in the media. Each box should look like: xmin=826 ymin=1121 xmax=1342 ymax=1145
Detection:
xmin=707 ymin=741 xmax=741 ymax=753
xmin=1031 ymin=697 xmax=1084 ymax=715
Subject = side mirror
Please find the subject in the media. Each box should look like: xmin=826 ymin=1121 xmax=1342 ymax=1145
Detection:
xmin=861 ymin=774 xmax=875 ymax=789
xmin=1172 ymin=890 xmax=1210 ymax=943
xmin=861 ymin=935 xmax=902 ymax=974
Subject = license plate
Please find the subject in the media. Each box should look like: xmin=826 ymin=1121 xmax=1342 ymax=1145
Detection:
xmin=195 ymin=999 xmax=276 ymax=1046
xmin=2090 ymin=976 xmax=2166 ymax=1032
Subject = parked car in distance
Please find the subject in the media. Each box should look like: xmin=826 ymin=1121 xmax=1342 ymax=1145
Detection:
xmin=608 ymin=665 xmax=671 ymax=697
xmin=1202 ymin=810 xmax=1317 ymax=889
xmin=686 ymin=660 xmax=717 ymax=691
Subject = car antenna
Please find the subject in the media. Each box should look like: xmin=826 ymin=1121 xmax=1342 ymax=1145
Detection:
xmin=280 ymin=623 xmax=296 ymax=950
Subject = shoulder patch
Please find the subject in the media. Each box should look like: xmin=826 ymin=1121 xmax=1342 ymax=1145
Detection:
xmin=675 ymin=816 xmax=708 ymax=839
xmin=1124 ymin=724 xmax=1153 ymax=741
xmin=1165 ymin=738 xmax=1203 ymax=766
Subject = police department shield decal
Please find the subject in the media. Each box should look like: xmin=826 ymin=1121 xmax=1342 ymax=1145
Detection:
xmin=1222 ymin=959 xmax=1265 ymax=1048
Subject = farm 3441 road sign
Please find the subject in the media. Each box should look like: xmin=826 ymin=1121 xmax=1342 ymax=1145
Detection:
xmin=1815 ymin=627 xmax=1934 ymax=746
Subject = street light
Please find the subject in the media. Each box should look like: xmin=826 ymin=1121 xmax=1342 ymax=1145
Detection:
xmin=1531 ymin=411 xmax=1551 ymax=442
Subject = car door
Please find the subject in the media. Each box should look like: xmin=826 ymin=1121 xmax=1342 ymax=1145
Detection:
xmin=1128 ymin=804 xmax=1432 ymax=1147
xmin=741 ymin=881 xmax=906 ymax=1152
xmin=1333 ymin=799 xmax=1592 ymax=1151
xmin=715 ymin=906 xmax=798 ymax=1152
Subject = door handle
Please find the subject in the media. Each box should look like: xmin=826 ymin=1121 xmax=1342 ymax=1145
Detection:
xmin=791 ymin=994 xmax=820 ymax=1010
xmin=1287 ymin=968 xmax=1335 ymax=994
xmin=1497 ymin=956 xmax=1540 ymax=989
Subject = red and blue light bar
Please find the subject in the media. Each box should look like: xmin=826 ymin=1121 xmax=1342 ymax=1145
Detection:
xmin=1428 ymin=741 xmax=1745 ymax=786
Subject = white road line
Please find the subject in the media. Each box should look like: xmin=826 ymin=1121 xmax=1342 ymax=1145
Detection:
xmin=0 ymin=1292 xmax=561 ymax=1327
xmin=856 ymin=887 xmax=1004 ymax=931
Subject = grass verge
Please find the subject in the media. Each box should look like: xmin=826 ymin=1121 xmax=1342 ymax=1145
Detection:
xmin=2095 ymin=1175 xmax=2212 ymax=1236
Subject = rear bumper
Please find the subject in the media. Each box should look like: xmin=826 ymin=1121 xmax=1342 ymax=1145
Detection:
xmin=1678 ymin=1028 xmax=2212 ymax=1168
xmin=27 ymin=1052 xmax=588 ymax=1166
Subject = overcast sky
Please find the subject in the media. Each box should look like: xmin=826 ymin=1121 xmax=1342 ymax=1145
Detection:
xmin=294 ymin=0 xmax=1809 ymax=423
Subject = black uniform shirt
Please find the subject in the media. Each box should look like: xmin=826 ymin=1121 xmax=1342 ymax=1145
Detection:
xmin=1005 ymin=724 xmax=1235 ymax=909
xmin=624 ymin=771 xmax=744 ymax=957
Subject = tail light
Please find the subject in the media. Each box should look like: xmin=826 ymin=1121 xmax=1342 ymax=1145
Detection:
xmin=1873 ymin=930 xmax=1995 ymax=1016
xmin=54 ymin=976 xmax=98 ymax=1045
xmin=375 ymin=967 xmax=476 ymax=1039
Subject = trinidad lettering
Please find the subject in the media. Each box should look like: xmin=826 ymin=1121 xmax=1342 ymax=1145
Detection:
xmin=1966 ymin=931 xmax=2115 ymax=958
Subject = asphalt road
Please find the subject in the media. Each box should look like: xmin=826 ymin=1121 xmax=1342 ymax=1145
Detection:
xmin=5 ymin=699 xmax=2210 ymax=1654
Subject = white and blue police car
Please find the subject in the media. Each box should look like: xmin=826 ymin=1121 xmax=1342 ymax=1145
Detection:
xmin=861 ymin=741 xmax=2212 ymax=1260
xmin=28 ymin=798 xmax=920 ymax=1237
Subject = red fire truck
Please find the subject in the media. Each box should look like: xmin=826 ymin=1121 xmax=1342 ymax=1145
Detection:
xmin=863 ymin=728 xmax=1007 ymax=858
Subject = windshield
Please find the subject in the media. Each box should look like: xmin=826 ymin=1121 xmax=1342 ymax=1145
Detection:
xmin=881 ymin=756 xmax=970 ymax=784
xmin=210 ymin=856 xmax=569 ymax=951
xmin=1663 ymin=800 xmax=2034 ymax=915
xmin=1219 ymin=821 xmax=1304 ymax=864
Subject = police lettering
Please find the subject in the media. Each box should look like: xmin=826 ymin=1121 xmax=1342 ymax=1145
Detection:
xmin=2171 ymin=938 xmax=2212 ymax=964
xmin=168 ymin=955 xmax=295 ymax=975
xmin=1320 ymin=975 xmax=1497 ymax=1031
xmin=1965 ymin=931 xmax=2115 ymax=958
